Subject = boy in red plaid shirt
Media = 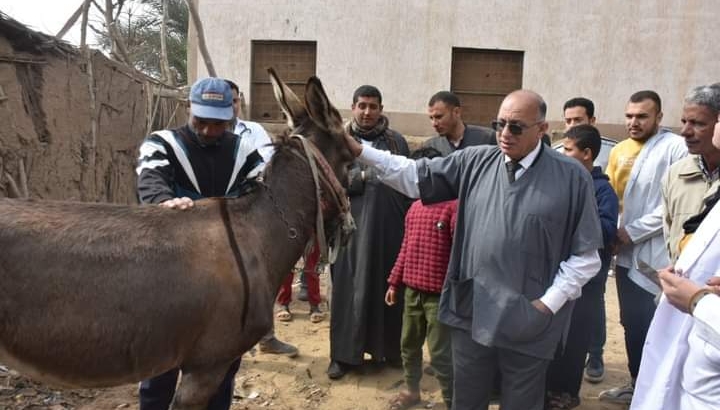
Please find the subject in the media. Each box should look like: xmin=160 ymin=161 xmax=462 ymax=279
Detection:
xmin=386 ymin=147 xmax=456 ymax=410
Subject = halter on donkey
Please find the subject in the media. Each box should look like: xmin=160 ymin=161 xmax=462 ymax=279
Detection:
xmin=0 ymin=69 xmax=355 ymax=410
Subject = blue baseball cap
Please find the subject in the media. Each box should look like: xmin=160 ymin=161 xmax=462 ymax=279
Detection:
xmin=189 ymin=77 xmax=233 ymax=121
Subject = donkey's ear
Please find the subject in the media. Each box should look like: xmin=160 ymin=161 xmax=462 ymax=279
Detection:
xmin=268 ymin=67 xmax=306 ymax=128
xmin=304 ymin=76 xmax=342 ymax=132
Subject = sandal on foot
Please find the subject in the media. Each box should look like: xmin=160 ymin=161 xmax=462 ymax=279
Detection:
xmin=388 ymin=391 xmax=420 ymax=410
xmin=309 ymin=305 xmax=326 ymax=323
xmin=275 ymin=305 xmax=292 ymax=321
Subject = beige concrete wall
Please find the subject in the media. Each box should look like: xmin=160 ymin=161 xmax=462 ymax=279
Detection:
xmin=191 ymin=0 xmax=719 ymax=134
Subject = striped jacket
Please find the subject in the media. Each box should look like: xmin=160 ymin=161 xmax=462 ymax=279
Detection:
xmin=135 ymin=123 xmax=266 ymax=204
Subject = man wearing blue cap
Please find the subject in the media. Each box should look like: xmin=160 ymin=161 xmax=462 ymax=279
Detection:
xmin=135 ymin=77 xmax=295 ymax=410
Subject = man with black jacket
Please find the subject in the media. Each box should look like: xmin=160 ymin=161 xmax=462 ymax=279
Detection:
xmin=423 ymin=91 xmax=495 ymax=156
xmin=327 ymin=85 xmax=411 ymax=380
xmin=135 ymin=77 xmax=296 ymax=410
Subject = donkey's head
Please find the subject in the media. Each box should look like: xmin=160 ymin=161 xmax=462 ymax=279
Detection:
xmin=268 ymin=68 xmax=356 ymax=254
xmin=268 ymin=68 xmax=354 ymax=186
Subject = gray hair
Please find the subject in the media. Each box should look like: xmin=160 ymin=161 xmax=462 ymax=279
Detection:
xmin=684 ymin=84 xmax=720 ymax=115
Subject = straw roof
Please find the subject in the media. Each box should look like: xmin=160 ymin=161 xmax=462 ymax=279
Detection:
xmin=0 ymin=11 xmax=77 ymax=57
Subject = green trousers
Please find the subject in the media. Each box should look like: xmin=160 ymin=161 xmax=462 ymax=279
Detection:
xmin=401 ymin=287 xmax=453 ymax=406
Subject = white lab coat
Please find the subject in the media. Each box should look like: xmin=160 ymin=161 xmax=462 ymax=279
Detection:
xmin=632 ymin=201 xmax=720 ymax=410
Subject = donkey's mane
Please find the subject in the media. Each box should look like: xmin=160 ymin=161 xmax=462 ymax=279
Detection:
xmin=263 ymin=133 xmax=315 ymax=181
xmin=270 ymin=132 xmax=304 ymax=154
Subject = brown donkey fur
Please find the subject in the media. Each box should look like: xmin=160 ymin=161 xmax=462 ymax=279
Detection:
xmin=0 ymin=69 xmax=354 ymax=409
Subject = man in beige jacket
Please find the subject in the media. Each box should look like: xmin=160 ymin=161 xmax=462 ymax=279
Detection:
xmin=662 ymin=84 xmax=720 ymax=262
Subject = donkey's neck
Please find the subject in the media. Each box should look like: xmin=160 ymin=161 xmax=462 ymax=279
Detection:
xmin=231 ymin=148 xmax=319 ymax=295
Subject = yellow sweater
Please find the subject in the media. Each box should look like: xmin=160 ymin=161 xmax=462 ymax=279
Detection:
xmin=606 ymin=138 xmax=646 ymax=212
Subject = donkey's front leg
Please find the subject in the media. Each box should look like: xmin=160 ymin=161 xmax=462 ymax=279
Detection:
xmin=171 ymin=361 xmax=239 ymax=410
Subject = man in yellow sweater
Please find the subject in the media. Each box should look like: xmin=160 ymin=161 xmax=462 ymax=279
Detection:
xmin=599 ymin=91 xmax=687 ymax=404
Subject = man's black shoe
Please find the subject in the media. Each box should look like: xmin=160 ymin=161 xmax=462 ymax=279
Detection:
xmin=258 ymin=337 xmax=299 ymax=358
xmin=585 ymin=355 xmax=605 ymax=383
xmin=327 ymin=360 xmax=348 ymax=380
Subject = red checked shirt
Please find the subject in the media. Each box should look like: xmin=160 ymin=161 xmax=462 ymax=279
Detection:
xmin=387 ymin=199 xmax=458 ymax=294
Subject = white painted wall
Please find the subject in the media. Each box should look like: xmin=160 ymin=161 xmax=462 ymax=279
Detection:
xmin=190 ymin=0 xmax=719 ymax=128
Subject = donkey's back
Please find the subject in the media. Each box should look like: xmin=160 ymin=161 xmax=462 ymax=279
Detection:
xmin=0 ymin=198 xmax=260 ymax=387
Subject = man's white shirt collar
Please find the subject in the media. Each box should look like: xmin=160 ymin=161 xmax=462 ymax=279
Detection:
xmin=504 ymin=140 xmax=542 ymax=179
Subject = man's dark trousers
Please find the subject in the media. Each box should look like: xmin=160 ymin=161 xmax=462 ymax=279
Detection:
xmin=452 ymin=328 xmax=549 ymax=410
xmin=546 ymin=278 xmax=604 ymax=396
xmin=587 ymin=268 xmax=608 ymax=359
xmin=615 ymin=266 xmax=656 ymax=380
xmin=139 ymin=358 xmax=241 ymax=410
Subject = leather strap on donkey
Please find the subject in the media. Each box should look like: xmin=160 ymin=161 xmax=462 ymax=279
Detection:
xmin=291 ymin=134 xmax=355 ymax=265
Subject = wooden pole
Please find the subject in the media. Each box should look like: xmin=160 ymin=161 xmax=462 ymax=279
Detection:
xmin=80 ymin=0 xmax=92 ymax=47
xmin=18 ymin=158 xmax=28 ymax=198
xmin=83 ymin=48 xmax=98 ymax=200
xmin=4 ymin=173 xmax=21 ymax=199
xmin=159 ymin=0 xmax=175 ymax=86
xmin=185 ymin=0 xmax=216 ymax=77
xmin=56 ymin=2 xmax=84 ymax=40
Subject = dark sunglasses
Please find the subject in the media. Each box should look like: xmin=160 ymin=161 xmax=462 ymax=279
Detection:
xmin=491 ymin=119 xmax=543 ymax=135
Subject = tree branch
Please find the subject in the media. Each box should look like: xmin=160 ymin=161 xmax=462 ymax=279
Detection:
xmin=114 ymin=0 xmax=125 ymax=20
xmin=104 ymin=0 xmax=132 ymax=64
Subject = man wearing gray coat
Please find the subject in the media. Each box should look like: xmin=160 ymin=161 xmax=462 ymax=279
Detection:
xmin=423 ymin=91 xmax=495 ymax=156
xmin=343 ymin=90 xmax=603 ymax=410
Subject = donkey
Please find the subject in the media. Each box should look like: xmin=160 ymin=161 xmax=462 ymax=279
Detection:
xmin=0 ymin=69 xmax=355 ymax=409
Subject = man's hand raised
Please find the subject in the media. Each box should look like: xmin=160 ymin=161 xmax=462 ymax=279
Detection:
xmin=344 ymin=132 xmax=363 ymax=158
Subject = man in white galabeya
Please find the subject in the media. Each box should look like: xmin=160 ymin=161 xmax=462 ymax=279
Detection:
xmin=598 ymin=90 xmax=686 ymax=404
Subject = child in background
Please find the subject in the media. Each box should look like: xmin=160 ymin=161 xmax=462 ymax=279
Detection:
xmin=276 ymin=240 xmax=325 ymax=323
xmin=386 ymin=147 xmax=455 ymax=410
xmin=545 ymin=124 xmax=619 ymax=409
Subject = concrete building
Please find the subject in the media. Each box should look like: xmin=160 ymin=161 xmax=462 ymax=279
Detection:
xmin=189 ymin=0 xmax=719 ymax=138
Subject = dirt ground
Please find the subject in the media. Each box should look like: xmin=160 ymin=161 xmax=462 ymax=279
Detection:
xmin=0 ymin=273 xmax=632 ymax=410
